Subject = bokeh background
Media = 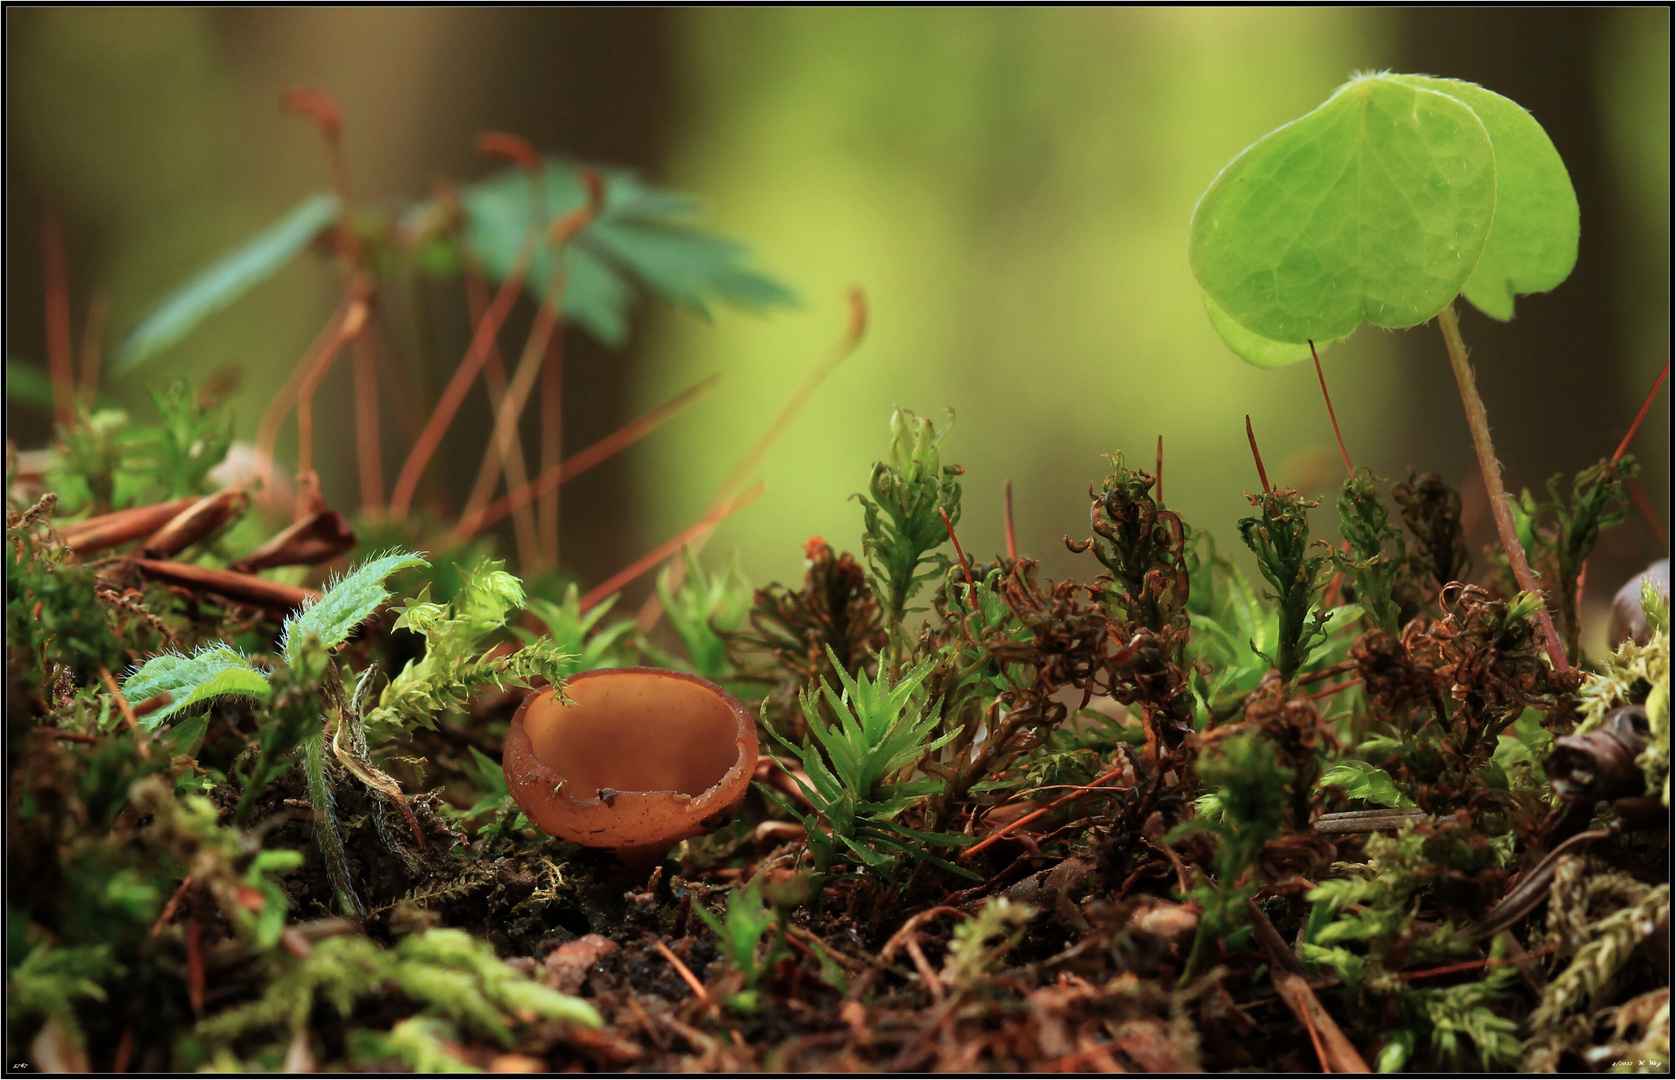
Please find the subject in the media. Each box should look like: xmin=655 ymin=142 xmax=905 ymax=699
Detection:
xmin=7 ymin=8 xmax=1669 ymax=644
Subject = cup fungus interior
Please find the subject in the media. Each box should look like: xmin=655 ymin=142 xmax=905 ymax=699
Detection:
xmin=522 ymin=672 xmax=742 ymax=798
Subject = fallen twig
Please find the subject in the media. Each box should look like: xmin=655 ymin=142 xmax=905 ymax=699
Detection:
xmin=132 ymin=559 xmax=318 ymax=611
xmin=61 ymin=498 xmax=198 ymax=556
xmin=1247 ymin=899 xmax=1369 ymax=1072
xmin=652 ymin=939 xmax=709 ymax=1002
xmin=1313 ymin=808 xmax=1430 ymax=834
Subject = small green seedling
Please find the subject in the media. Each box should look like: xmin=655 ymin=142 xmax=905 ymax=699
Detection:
xmin=691 ymin=876 xmax=782 ymax=1014
xmin=941 ymin=897 xmax=1036 ymax=994
xmin=1191 ymin=72 xmax=1580 ymax=668
xmin=124 ymin=551 xmax=432 ymax=909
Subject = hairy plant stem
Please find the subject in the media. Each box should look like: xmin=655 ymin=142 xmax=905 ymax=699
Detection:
xmin=304 ymin=731 xmax=361 ymax=917
xmin=1436 ymin=303 xmax=1569 ymax=671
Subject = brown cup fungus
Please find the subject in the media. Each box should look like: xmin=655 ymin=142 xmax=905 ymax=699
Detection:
xmin=503 ymin=668 xmax=758 ymax=869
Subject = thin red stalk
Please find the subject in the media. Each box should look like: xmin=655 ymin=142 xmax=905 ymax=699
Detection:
xmin=1581 ymin=359 xmax=1667 ymax=615
xmin=379 ymin=287 xmax=428 ymax=462
xmin=282 ymin=86 xmax=356 ymax=261
xmin=438 ymin=373 xmax=720 ymax=548
xmin=458 ymin=264 xmax=568 ymax=525
xmin=1311 ymin=340 xmax=1353 ymax=477
xmin=150 ymin=877 xmax=195 ymax=939
xmin=1296 ymin=998 xmax=1332 ymax=1074
xmin=255 ymin=295 xmax=353 ymax=510
xmin=478 ymin=135 xmax=565 ymax=570
xmin=294 ymin=297 xmax=368 ymax=513
xmin=284 ymin=88 xmax=382 ymax=513
xmin=1003 ymin=480 xmax=1018 ymax=562
xmin=1613 ymin=361 xmax=1669 ymax=462
xmin=459 ymin=176 xmax=602 ymax=529
xmin=1397 ymin=945 xmax=1557 ymax=982
xmin=578 ymin=482 xmax=765 ymax=613
xmin=42 ymin=212 xmax=75 ymax=430
xmin=389 ymin=234 xmax=540 ymax=518
xmin=1628 ymin=477 xmax=1668 ymax=550
xmin=478 ymin=134 xmax=550 ymax=565
xmin=185 ymin=919 xmax=205 ymax=1017
xmin=1296 ymin=661 xmax=1355 ymax=686
xmin=637 ymin=288 xmax=868 ymax=631
xmin=539 ymin=326 xmax=564 ymax=569
xmin=352 ymin=322 xmax=384 ymax=516
xmin=1436 ymin=303 xmax=1569 ymax=671
xmin=1321 ymin=574 xmax=1345 ymax=611
xmin=962 ymin=767 xmax=1125 ymax=860
xmin=940 ymin=507 xmax=977 ymax=607
xmin=1245 ymin=414 xmax=1272 ymax=494
xmin=99 ymin=666 xmax=152 ymax=760
xmin=453 ymin=183 xmax=600 ymax=530
xmin=464 ymin=265 xmax=539 ymax=569
xmin=77 ymin=292 xmax=108 ymax=408
xmin=1306 ymin=677 xmax=1362 ymax=702
xmin=112 ymin=1025 xmax=134 ymax=1074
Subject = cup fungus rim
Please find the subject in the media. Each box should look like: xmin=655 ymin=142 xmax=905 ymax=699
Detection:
xmin=503 ymin=666 xmax=759 ymax=857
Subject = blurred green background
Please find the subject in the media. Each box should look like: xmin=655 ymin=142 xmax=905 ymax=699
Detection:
xmin=7 ymin=8 xmax=1668 ymax=631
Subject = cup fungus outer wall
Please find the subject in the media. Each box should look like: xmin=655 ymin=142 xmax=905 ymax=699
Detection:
xmin=503 ymin=667 xmax=758 ymax=866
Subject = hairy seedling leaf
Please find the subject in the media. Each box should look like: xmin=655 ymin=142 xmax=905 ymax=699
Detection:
xmin=122 ymin=646 xmax=271 ymax=730
xmin=281 ymin=550 xmax=429 ymax=665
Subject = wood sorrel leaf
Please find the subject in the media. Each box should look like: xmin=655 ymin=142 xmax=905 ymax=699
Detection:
xmin=1190 ymin=74 xmax=1496 ymax=349
xmin=1202 ymin=292 xmax=1349 ymax=369
xmin=1393 ymin=75 xmax=1579 ymax=321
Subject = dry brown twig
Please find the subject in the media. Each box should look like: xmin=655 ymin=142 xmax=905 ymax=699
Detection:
xmin=1246 ymin=899 xmax=1369 ymax=1072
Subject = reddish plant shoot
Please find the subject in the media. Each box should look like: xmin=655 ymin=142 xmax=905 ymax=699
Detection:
xmin=1310 ymin=340 xmax=1353 ymax=477
xmin=1614 ymin=361 xmax=1669 ymax=463
xmin=1244 ymin=414 xmax=1272 ymax=494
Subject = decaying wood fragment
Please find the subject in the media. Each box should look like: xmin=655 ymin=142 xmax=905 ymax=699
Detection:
xmin=132 ymin=558 xmax=318 ymax=610
xmin=1313 ymin=808 xmax=1430 ymax=833
xmin=140 ymin=489 xmax=248 ymax=559
xmin=230 ymin=508 xmax=357 ymax=572
xmin=61 ymin=497 xmax=198 ymax=555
